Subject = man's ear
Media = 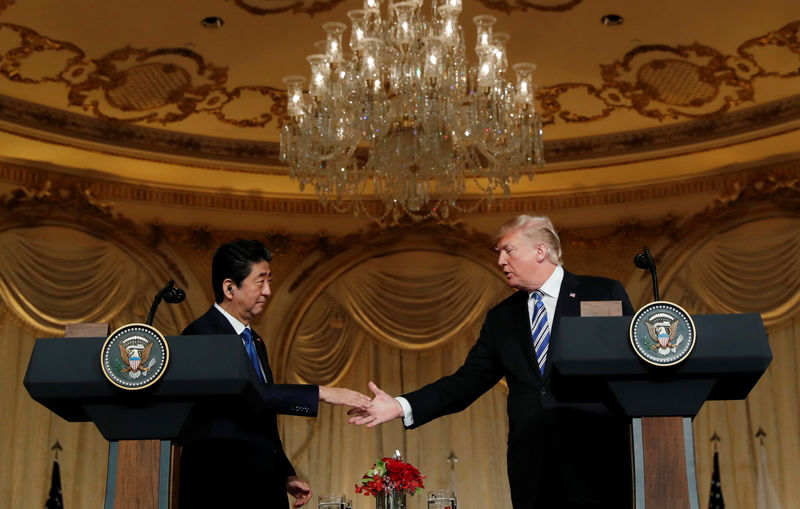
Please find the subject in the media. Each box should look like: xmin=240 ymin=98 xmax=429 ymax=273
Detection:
xmin=535 ymin=242 xmax=548 ymax=262
xmin=222 ymin=278 xmax=235 ymax=300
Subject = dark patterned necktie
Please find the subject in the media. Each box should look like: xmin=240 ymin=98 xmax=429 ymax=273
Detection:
xmin=531 ymin=290 xmax=551 ymax=374
xmin=241 ymin=327 xmax=266 ymax=383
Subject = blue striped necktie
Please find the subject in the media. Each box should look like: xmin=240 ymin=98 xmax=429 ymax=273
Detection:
xmin=531 ymin=290 xmax=551 ymax=374
xmin=241 ymin=327 xmax=266 ymax=383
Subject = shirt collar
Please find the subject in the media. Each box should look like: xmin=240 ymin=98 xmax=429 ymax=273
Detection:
xmin=214 ymin=302 xmax=248 ymax=335
xmin=529 ymin=265 xmax=564 ymax=300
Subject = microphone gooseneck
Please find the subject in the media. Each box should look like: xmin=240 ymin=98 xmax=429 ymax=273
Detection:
xmin=634 ymin=247 xmax=659 ymax=302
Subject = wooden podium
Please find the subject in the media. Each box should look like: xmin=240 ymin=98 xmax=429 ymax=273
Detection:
xmin=24 ymin=326 xmax=267 ymax=509
xmin=550 ymin=313 xmax=772 ymax=509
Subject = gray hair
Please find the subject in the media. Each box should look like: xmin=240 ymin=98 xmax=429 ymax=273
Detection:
xmin=497 ymin=215 xmax=563 ymax=265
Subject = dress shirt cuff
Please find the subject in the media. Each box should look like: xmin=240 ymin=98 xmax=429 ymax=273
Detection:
xmin=395 ymin=396 xmax=414 ymax=427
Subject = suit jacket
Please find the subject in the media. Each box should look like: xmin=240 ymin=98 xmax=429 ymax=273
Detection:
xmin=179 ymin=305 xmax=319 ymax=509
xmin=403 ymin=270 xmax=634 ymax=509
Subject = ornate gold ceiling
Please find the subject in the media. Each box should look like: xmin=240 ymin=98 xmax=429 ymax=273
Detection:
xmin=0 ymin=0 xmax=799 ymax=224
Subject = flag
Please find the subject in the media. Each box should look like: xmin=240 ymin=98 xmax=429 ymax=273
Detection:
xmin=757 ymin=442 xmax=783 ymax=509
xmin=45 ymin=459 xmax=63 ymax=509
xmin=708 ymin=450 xmax=724 ymax=509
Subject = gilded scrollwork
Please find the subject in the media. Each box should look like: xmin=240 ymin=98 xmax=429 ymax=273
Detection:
xmin=206 ymin=85 xmax=288 ymax=128
xmin=0 ymin=23 xmax=289 ymax=128
xmin=0 ymin=19 xmax=798 ymax=139
xmin=476 ymin=0 xmax=583 ymax=13
xmin=537 ymin=83 xmax=616 ymax=124
xmin=2 ymin=178 xmax=115 ymax=218
xmin=738 ymin=21 xmax=800 ymax=79
xmin=539 ymin=21 xmax=800 ymax=124
xmin=0 ymin=23 xmax=85 ymax=84
xmin=713 ymin=171 xmax=800 ymax=208
xmin=542 ymin=43 xmax=746 ymax=125
xmin=233 ymin=0 xmax=346 ymax=16
xmin=0 ymin=0 xmax=14 ymax=15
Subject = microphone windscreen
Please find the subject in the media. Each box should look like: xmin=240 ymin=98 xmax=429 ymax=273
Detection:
xmin=634 ymin=252 xmax=651 ymax=270
xmin=164 ymin=287 xmax=186 ymax=303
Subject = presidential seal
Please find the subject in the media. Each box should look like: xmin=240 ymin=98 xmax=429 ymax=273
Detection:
xmin=629 ymin=301 xmax=696 ymax=366
xmin=101 ymin=323 xmax=169 ymax=390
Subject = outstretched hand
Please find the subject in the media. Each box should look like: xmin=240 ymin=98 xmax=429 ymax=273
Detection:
xmin=347 ymin=381 xmax=404 ymax=428
xmin=319 ymin=386 xmax=372 ymax=409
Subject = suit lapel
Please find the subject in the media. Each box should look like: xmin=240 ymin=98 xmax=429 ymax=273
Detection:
xmin=542 ymin=270 xmax=580 ymax=380
xmin=553 ymin=269 xmax=580 ymax=337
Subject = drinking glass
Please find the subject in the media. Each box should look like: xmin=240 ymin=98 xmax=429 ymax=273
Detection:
xmin=427 ymin=489 xmax=456 ymax=509
xmin=319 ymin=494 xmax=346 ymax=509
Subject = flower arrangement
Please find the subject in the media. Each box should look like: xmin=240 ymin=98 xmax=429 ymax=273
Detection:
xmin=355 ymin=457 xmax=425 ymax=497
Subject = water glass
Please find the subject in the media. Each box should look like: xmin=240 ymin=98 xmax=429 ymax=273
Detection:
xmin=427 ymin=489 xmax=456 ymax=509
xmin=319 ymin=494 xmax=346 ymax=509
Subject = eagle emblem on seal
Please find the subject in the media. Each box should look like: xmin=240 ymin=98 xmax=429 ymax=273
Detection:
xmin=645 ymin=317 xmax=683 ymax=355
xmin=118 ymin=342 xmax=154 ymax=373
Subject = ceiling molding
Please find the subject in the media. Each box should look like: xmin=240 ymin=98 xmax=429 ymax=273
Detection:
xmin=2 ymin=156 xmax=798 ymax=219
xmin=1 ymin=93 xmax=799 ymax=172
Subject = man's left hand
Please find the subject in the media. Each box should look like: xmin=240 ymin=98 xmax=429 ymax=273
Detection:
xmin=286 ymin=476 xmax=312 ymax=507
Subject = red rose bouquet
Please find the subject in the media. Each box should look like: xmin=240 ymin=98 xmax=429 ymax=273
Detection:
xmin=355 ymin=457 xmax=425 ymax=496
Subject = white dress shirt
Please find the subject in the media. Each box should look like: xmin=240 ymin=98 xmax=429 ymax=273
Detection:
xmin=528 ymin=265 xmax=563 ymax=331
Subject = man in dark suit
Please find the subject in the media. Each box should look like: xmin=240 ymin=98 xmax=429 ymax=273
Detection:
xmin=349 ymin=215 xmax=634 ymax=509
xmin=180 ymin=239 xmax=370 ymax=509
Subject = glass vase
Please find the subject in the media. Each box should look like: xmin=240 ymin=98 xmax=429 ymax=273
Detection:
xmin=376 ymin=491 xmax=407 ymax=509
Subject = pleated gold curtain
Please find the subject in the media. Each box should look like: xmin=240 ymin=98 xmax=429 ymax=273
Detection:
xmin=633 ymin=217 xmax=800 ymax=509
xmin=277 ymin=251 xmax=515 ymax=508
xmin=0 ymin=226 xmax=199 ymax=509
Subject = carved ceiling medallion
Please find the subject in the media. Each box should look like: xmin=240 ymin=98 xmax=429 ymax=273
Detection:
xmin=637 ymin=59 xmax=718 ymax=107
xmin=601 ymin=43 xmax=752 ymax=120
xmin=104 ymin=63 xmax=192 ymax=111
xmin=68 ymin=47 xmax=228 ymax=124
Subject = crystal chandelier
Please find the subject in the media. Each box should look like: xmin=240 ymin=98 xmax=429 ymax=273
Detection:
xmin=280 ymin=0 xmax=544 ymax=221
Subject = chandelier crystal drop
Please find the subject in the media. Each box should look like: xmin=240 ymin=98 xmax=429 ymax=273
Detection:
xmin=279 ymin=0 xmax=544 ymax=221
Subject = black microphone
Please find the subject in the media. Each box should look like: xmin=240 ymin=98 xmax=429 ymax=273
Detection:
xmin=634 ymin=247 xmax=659 ymax=302
xmin=146 ymin=280 xmax=186 ymax=325
xmin=163 ymin=285 xmax=186 ymax=304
